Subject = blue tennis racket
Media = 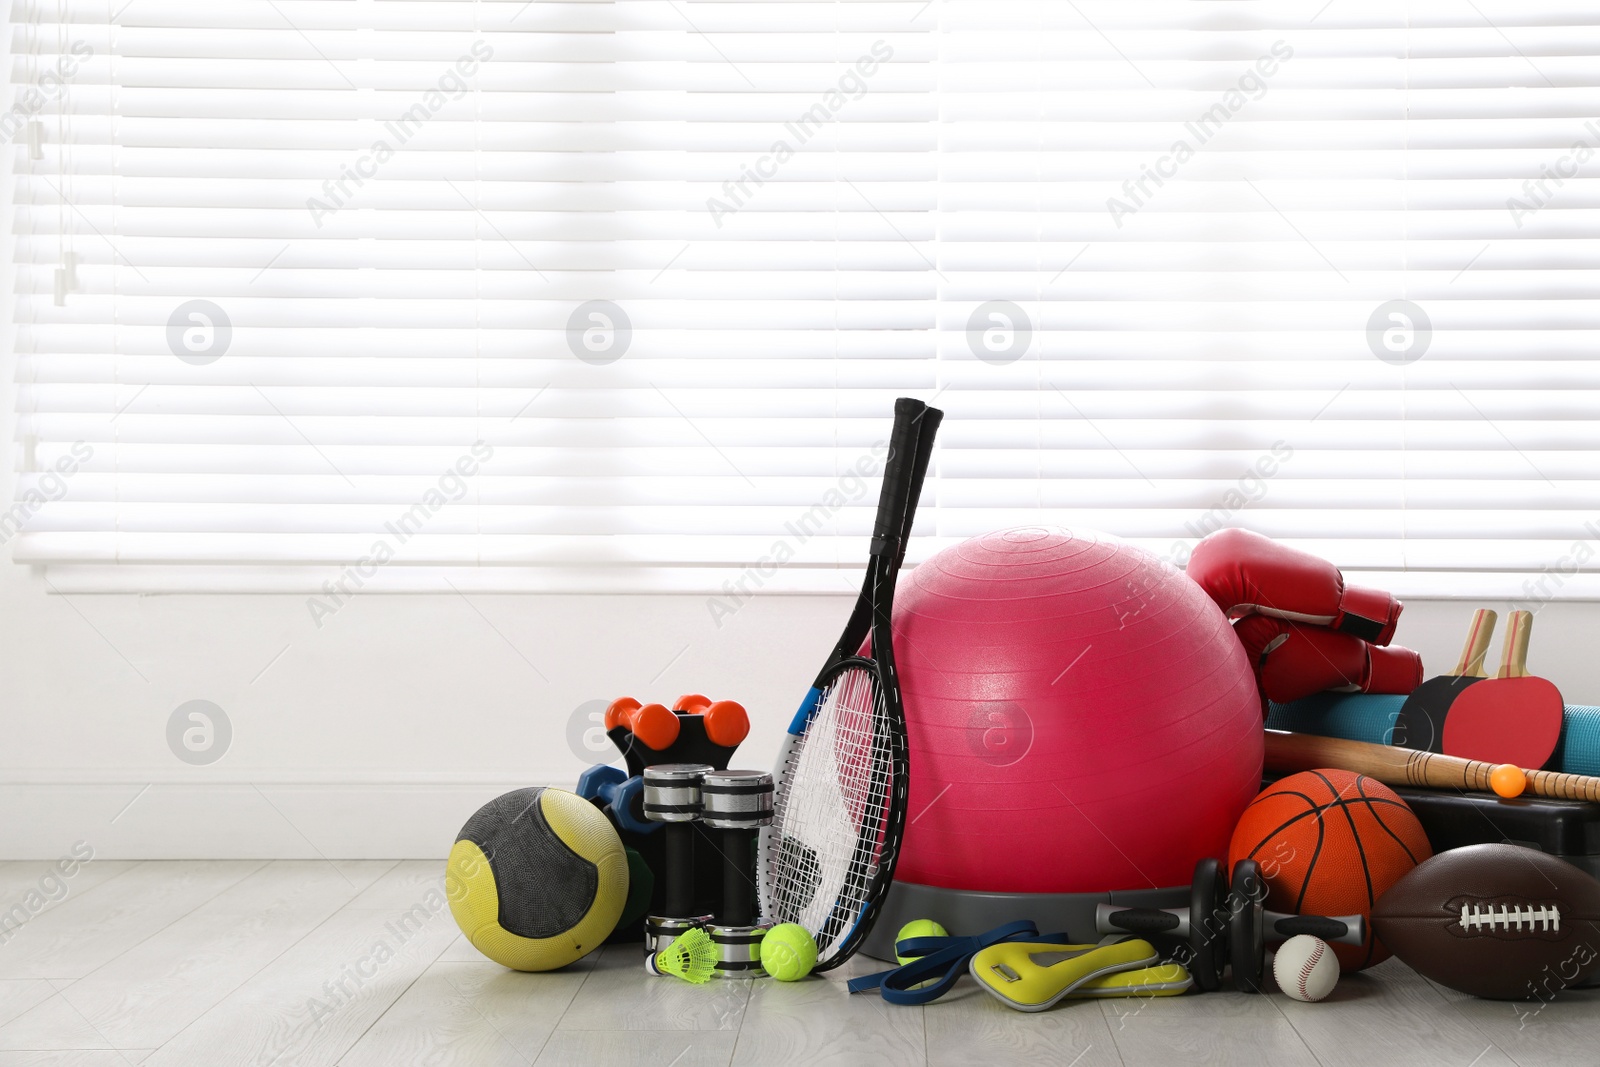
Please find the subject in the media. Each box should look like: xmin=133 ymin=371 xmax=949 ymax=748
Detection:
xmin=760 ymin=397 xmax=941 ymax=971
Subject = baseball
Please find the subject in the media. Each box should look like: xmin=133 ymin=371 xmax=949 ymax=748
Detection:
xmin=1273 ymin=934 xmax=1338 ymax=1002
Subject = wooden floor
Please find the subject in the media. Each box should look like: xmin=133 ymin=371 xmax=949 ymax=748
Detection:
xmin=0 ymin=859 xmax=1595 ymax=1066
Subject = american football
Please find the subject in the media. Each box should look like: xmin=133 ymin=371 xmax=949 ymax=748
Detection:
xmin=1372 ymin=843 xmax=1600 ymax=1000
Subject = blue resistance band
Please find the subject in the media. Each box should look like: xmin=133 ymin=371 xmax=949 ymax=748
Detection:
xmin=846 ymin=919 xmax=1075 ymax=1005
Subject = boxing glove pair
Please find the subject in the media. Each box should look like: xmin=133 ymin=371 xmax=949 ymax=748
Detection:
xmin=1186 ymin=529 xmax=1422 ymax=705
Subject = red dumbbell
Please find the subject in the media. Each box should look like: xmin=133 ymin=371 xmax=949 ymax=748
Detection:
xmin=604 ymin=697 xmax=641 ymax=730
xmin=605 ymin=697 xmax=680 ymax=752
xmin=702 ymin=699 xmax=749 ymax=748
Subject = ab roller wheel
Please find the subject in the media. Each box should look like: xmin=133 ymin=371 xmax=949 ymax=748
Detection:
xmin=1097 ymin=858 xmax=1366 ymax=993
xmin=1229 ymin=857 xmax=1368 ymax=995
xmin=1187 ymin=857 xmax=1228 ymax=992
xmin=1092 ymin=857 xmax=1228 ymax=992
xmin=1230 ymin=859 xmax=1267 ymax=994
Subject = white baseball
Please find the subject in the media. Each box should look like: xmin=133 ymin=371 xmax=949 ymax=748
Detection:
xmin=1272 ymin=934 xmax=1338 ymax=1002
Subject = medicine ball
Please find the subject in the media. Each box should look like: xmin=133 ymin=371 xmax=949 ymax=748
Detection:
xmin=446 ymin=786 xmax=628 ymax=971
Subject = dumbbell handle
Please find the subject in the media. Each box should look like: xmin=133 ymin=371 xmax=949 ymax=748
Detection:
xmin=1265 ymin=909 xmax=1366 ymax=947
xmin=1096 ymin=904 xmax=1192 ymax=939
xmin=662 ymin=823 xmax=694 ymax=918
xmin=719 ymin=826 xmax=758 ymax=927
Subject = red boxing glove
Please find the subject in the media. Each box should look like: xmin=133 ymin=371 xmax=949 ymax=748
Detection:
xmin=1187 ymin=528 xmax=1402 ymax=646
xmin=1233 ymin=616 xmax=1423 ymax=705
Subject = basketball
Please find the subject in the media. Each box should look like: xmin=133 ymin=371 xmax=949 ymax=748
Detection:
xmin=446 ymin=787 xmax=629 ymax=971
xmin=890 ymin=526 xmax=1263 ymax=894
xmin=1229 ymin=770 xmax=1432 ymax=971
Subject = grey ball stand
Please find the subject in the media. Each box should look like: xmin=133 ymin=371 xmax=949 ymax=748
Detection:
xmin=860 ymin=879 xmax=1189 ymax=962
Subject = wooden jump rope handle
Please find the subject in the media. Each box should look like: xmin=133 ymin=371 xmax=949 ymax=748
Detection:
xmin=1264 ymin=730 xmax=1600 ymax=804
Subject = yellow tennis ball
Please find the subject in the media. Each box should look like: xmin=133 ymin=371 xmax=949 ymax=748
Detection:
xmin=895 ymin=919 xmax=948 ymax=965
xmin=760 ymin=923 xmax=817 ymax=982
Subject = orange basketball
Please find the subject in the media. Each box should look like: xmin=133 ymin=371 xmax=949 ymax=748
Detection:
xmin=1228 ymin=769 xmax=1432 ymax=971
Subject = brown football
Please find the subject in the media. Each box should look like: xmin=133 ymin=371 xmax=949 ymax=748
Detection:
xmin=1372 ymin=843 xmax=1600 ymax=1000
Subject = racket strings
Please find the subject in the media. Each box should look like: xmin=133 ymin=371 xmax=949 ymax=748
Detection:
xmin=766 ymin=666 xmax=895 ymax=961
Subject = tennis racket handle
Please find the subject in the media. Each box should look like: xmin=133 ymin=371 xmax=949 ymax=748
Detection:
xmin=871 ymin=398 xmax=925 ymax=552
xmin=1263 ymin=730 xmax=1600 ymax=803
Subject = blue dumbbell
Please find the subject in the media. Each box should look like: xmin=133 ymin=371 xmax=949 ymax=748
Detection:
xmin=576 ymin=764 xmax=656 ymax=835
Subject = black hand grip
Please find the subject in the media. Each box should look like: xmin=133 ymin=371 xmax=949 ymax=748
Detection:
xmin=870 ymin=397 xmax=927 ymax=556
xmin=1273 ymin=915 xmax=1349 ymax=941
xmin=895 ymin=405 xmax=942 ymax=570
xmin=1104 ymin=908 xmax=1181 ymax=935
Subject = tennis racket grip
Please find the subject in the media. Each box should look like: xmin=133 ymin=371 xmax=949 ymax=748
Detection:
xmin=871 ymin=398 xmax=925 ymax=556
xmin=1264 ymin=729 xmax=1600 ymax=803
xmin=893 ymin=405 xmax=942 ymax=570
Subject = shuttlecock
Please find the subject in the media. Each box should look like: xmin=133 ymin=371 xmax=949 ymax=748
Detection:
xmin=646 ymin=927 xmax=718 ymax=984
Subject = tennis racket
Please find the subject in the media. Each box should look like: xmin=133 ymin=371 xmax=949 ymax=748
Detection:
xmin=761 ymin=397 xmax=941 ymax=971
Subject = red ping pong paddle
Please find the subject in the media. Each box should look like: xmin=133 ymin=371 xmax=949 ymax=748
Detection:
xmin=1442 ymin=610 xmax=1563 ymax=769
xmin=1389 ymin=608 xmax=1496 ymax=752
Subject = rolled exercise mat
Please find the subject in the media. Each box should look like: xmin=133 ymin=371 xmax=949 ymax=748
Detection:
xmin=1267 ymin=693 xmax=1600 ymax=777
xmin=1266 ymin=692 xmax=1405 ymax=746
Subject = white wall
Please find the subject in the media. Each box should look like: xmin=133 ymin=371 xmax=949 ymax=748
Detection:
xmin=7 ymin=37 xmax=1600 ymax=865
xmin=5 ymin=558 xmax=1600 ymax=860
xmin=0 ymin=565 xmax=842 ymax=859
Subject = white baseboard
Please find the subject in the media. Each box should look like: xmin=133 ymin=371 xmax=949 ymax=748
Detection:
xmin=0 ymin=781 xmax=560 ymax=860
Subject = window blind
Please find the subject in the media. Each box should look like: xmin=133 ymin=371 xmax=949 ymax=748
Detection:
xmin=9 ymin=1 xmax=1600 ymax=599
xmin=932 ymin=0 xmax=1600 ymax=602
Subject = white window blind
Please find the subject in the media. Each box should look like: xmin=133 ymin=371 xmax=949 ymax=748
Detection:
xmin=10 ymin=1 xmax=1600 ymax=598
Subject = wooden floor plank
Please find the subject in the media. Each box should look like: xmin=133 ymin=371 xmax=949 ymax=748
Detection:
xmin=1430 ymin=979 xmax=1600 ymax=1067
xmin=0 ymin=860 xmax=141 ymax=918
xmin=15 ymin=860 xmax=396 ymax=1050
xmin=558 ymin=944 xmax=750 ymax=1032
xmin=136 ymin=893 xmax=458 ymax=1067
xmin=535 ymin=1030 xmax=738 ymax=1066
xmin=341 ymin=959 xmax=593 ymax=1067
xmin=0 ymin=992 xmax=112 ymax=1052
xmin=1102 ymin=987 xmax=1323 ymax=1067
xmin=0 ymin=860 xmax=146 ymax=962
xmin=0 ymin=984 xmax=56 ymax=1031
xmin=922 ymin=980 xmax=1124 ymax=1067
xmin=0 ymin=862 xmax=264 ymax=982
xmin=729 ymin=954 xmax=924 ymax=1067
xmin=435 ymin=934 xmax=489 ymax=964
xmin=0 ymin=1053 xmax=156 ymax=1066
xmin=1272 ymin=958 xmax=1517 ymax=1067
xmin=340 ymin=860 xmax=443 ymax=912
xmin=0 ymin=861 xmax=1597 ymax=1066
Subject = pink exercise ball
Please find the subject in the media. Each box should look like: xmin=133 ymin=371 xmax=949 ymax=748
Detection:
xmin=892 ymin=526 xmax=1262 ymax=894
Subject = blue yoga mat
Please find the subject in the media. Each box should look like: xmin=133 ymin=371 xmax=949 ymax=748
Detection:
xmin=1266 ymin=693 xmax=1600 ymax=778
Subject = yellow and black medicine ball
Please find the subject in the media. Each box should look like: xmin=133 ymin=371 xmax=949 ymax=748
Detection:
xmin=446 ymin=786 xmax=627 ymax=971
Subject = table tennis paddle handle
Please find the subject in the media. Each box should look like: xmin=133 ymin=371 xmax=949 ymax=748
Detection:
xmin=1495 ymin=610 xmax=1532 ymax=680
xmin=1454 ymin=608 xmax=1497 ymax=677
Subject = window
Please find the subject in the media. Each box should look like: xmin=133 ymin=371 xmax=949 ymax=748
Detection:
xmin=11 ymin=2 xmax=1600 ymax=599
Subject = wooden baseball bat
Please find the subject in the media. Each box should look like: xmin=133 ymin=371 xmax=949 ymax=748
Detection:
xmin=1264 ymin=729 xmax=1600 ymax=804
